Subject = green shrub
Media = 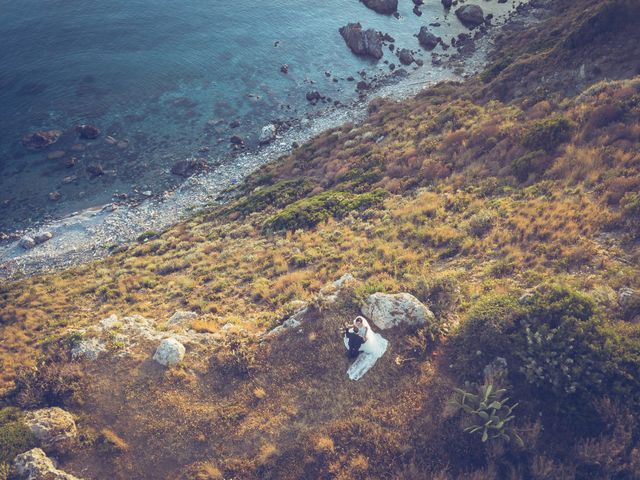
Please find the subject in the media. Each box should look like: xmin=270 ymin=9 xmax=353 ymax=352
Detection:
xmin=621 ymin=191 xmax=640 ymax=236
xmin=480 ymin=56 xmax=514 ymax=83
xmin=412 ymin=272 xmax=461 ymax=317
xmin=449 ymin=294 xmax=522 ymax=381
xmin=0 ymin=407 xmax=36 ymax=464
xmin=511 ymin=150 xmax=549 ymax=183
xmin=263 ymin=189 xmax=386 ymax=232
xmin=449 ymin=383 xmax=523 ymax=445
xmin=231 ymin=178 xmax=317 ymax=216
xmin=522 ymin=117 xmax=573 ymax=152
xmin=10 ymin=359 xmax=84 ymax=409
xmin=465 ymin=210 xmax=496 ymax=237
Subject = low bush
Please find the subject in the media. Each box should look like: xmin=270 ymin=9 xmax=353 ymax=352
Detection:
xmin=0 ymin=407 xmax=36 ymax=464
xmin=262 ymin=189 xmax=386 ymax=232
xmin=230 ymin=178 xmax=316 ymax=216
xmin=522 ymin=116 xmax=573 ymax=152
xmin=511 ymin=150 xmax=549 ymax=182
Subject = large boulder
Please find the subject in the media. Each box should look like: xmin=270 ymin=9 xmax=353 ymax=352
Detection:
xmin=258 ymin=124 xmax=277 ymax=144
xmin=362 ymin=0 xmax=398 ymax=14
xmin=418 ymin=27 xmax=441 ymax=50
xmin=397 ymin=48 xmax=415 ymax=65
xmin=455 ymin=5 xmax=485 ymax=29
xmin=339 ymin=23 xmax=383 ymax=60
xmin=11 ymin=448 xmax=83 ymax=480
xmin=23 ymin=407 xmax=78 ymax=453
xmin=76 ymin=124 xmax=101 ymax=139
xmin=153 ymin=338 xmax=185 ymax=367
xmin=361 ymin=292 xmax=436 ymax=329
xmin=21 ymin=130 xmax=63 ymax=150
xmin=170 ymin=159 xmax=207 ymax=177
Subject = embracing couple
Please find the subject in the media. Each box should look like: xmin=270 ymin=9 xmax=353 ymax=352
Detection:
xmin=343 ymin=316 xmax=388 ymax=380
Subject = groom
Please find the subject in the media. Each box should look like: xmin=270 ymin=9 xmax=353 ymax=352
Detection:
xmin=344 ymin=325 xmax=364 ymax=359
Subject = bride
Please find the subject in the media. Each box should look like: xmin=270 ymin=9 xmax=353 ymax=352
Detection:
xmin=344 ymin=315 xmax=388 ymax=380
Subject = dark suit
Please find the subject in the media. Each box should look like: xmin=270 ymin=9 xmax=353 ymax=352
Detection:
xmin=344 ymin=328 xmax=364 ymax=359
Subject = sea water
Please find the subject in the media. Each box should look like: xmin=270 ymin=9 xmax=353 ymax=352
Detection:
xmin=0 ymin=0 xmax=519 ymax=231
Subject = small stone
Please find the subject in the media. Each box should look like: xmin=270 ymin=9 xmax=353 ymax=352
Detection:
xmin=12 ymin=448 xmax=83 ymax=480
xmin=167 ymin=310 xmax=198 ymax=327
xmin=47 ymin=150 xmax=65 ymax=160
xmin=48 ymin=191 xmax=61 ymax=201
xmin=153 ymin=338 xmax=185 ymax=367
xmin=258 ymin=124 xmax=277 ymax=144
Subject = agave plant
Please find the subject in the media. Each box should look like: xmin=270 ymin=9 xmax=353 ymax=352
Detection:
xmin=450 ymin=383 xmax=523 ymax=446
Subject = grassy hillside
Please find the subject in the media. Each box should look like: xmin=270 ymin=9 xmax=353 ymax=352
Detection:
xmin=2 ymin=0 xmax=640 ymax=478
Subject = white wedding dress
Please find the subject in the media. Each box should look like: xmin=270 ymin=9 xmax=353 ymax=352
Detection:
xmin=343 ymin=318 xmax=388 ymax=380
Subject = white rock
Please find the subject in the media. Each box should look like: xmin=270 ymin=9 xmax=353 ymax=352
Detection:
xmin=99 ymin=314 xmax=120 ymax=329
xmin=23 ymin=407 xmax=78 ymax=452
xmin=71 ymin=337 xmax=107 ymax=361
xmin=12 ymin=448 xmax=82 ymax=480
xmin=167 ymin=310 xmax=198 ymax=327
xmin=361 ymin=292 xmax=436 ymax=330
xmin=318 ymin=273 xmax=357 ymax=304
xmin=258 ymin=124 xmax=277 ymax=144
xmin=153 ymin=338 xmax=185 ymax=367
xmin=263 ymin=306 xmax=308 ymax=338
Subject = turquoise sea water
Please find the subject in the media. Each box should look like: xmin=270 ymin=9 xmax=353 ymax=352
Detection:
xmin=0 ymin=0 xmax=517 ymax=230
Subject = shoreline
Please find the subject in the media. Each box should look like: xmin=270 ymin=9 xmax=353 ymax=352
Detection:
xmin=0 ymin=1 xmax=542 ymax=281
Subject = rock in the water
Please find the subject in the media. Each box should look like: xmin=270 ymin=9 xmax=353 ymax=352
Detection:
xmin=19 ymin=236 xmax=36 ymax=249
xmin=167 ymin=310 xmax=198 ymax=327
xmin=71 ymin=337 xmax=107 ymax=361
xmin=170 ymin=159 xmax=207 ymax=177
xmin=230 ymin=135 xmax=244 ymax=146
xmin=22 ymin=130 xmax=63 ymax=150
xmin=48 ymin=191 xmax=61 ymax=202
xmin=418 ymin=26 xmax=441 ymax=50
xmin=86 ymin=163 xmax=104 ymax=177
xmin=361 ymin=0 xmax=398 ymax=14
xmin=153 ymin=338 xmax=185 ymax=367
xmin=76 ymin=124 xmax=101 ymax=139
xmin=339 ymin=23 xmax=383 ymax=60
xmin=398 ymin=48 xmax=415 ymax=65
xmin=361 ymin=292 xmax=436 ymax=329
xmin=455 ymin=5 xmax=485 ymax=28
xmin=441 ymin=0 xmax=452 ymax=8
xmin=46 ymin=150 xmax=65 ymax=160
xmin=258 ymin=124 xmax=277 ymax=144
xmin=11 ymin=448 xmax=83 ymax=480
xmin=23 ymin=407 xmax=78 ymax=453
xmin=306 ymin=90 xmax=322 ymax=103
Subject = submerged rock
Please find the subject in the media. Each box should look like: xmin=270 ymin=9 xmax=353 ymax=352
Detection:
xmin=361 ymin=0 xmax=398 ymax=14
xmin=33 ymin=232 xmax=53 ymax=245
xmin=361 ymin=292 xmax=436 ymax=329
xmin=21 ymin=130 xmax=63 ymax=150
xmin=442 ymin=0 xmax=452 ymax=9
xmin=76 ymin=124 xmax=101 ymax=139
xmin=153 ymin=338 xmax=185 ymax=367
xmin=455 ymin=5 xmax=485 ymax=28
xmin=23 ymin=407 xmax=78 ymax=452
xmin=418 ymin=26 xmax=441 ymax=50
xmin=12 ymin=448 xmax=83 ymax=480
xmin=398 ymin=48 xmax=415 ymax=65
xmin=339 ymin=23 xmax=383 ymax=60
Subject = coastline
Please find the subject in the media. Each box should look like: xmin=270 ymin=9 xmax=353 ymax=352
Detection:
xmin=0 ymin=0 xmax=543 ymax=281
